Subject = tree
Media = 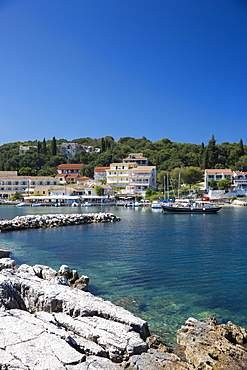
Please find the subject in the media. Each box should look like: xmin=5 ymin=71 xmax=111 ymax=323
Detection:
xmin=37 ymin=141 xmax=42 ymax=153
xmin=94 ymin=185 xmax=104 ymax=196
xmin=182 ymin=167 xmax=203 ymax=187
xmin=239 ymin=139 xmax=245 ymax=157
xmin=9 ymin=192 xmax=22 ymax=201
xmin=207 ymin=135 xmax=218 ymax=168
xmin=51 ymin=137 xmax=57 ymax=156
xmin=218 ymin=179 xmax=231 ymax=191
xmin=18 ymin=167 xmax=36 ymax=176
xmin=100 ymin=138 xmax=106 ymax=152
xmin=42 ymin=138 xmax=47 ymax=155
xmin=208 ymin=179 xmax=218 ymax=190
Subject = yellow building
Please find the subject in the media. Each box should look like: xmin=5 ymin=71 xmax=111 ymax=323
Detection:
xmin=106 ymin=163 xmax=137 ymax=187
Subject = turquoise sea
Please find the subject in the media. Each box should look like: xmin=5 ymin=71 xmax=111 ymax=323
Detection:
xmin=1 ymin=205 xmax=247 ymax=345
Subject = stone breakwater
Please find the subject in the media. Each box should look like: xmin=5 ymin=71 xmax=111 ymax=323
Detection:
xmin=1 ymin=258 xmax=247 ymax=369
xmin=0 ymin=212 xmax=120 ymax=232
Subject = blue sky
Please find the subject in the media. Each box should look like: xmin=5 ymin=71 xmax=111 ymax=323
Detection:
xmin=0 ymin=0 xmax=246 ymax=146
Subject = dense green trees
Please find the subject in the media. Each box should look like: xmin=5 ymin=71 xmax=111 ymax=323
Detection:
xmin=0 ymin=136 xmax=246 ymax=185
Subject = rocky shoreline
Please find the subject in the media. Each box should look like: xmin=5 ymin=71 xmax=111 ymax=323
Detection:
xmin=1 ymin=257 xmax=247 ymax=369
xmin=0 ymin=212 xmax=120 ymax=233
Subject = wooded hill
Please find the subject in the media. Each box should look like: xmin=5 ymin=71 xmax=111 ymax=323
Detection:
xmin=0 ymin=135 xmax=246 ymax=189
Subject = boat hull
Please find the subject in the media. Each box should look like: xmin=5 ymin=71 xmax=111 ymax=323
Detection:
xmin=161 ymin=205 xmax=221 ymax=213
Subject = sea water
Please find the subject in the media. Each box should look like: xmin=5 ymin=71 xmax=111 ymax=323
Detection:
xmin=0 ymin=205 xmax=247 ymax=345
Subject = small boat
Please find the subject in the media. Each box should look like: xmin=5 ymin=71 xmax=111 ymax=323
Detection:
xmin=161 ymin=200 xmax=221 ymax=214
xmin=125 ymin=202 xmax=140 ymax=207
xmin=16 ymin=202 xmax=26 ymax=207
xmin=151 ymin=201 xmax=162 ymax=209
xmin=31 ymin=203 xmax=42 ymax=207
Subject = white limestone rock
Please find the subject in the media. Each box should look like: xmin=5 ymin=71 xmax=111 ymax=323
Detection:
xmin=0 ymin=257 xmax=16 ymax=271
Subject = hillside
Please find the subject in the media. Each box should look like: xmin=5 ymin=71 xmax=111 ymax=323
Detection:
xmin=0 ymin=136 xmax=246 ymax=189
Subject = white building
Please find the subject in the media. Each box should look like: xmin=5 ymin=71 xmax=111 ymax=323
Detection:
xmin=94 ymin=167 xmax=110 ymax=182
xmin=204 ymin=169 xmax=233 ymax=191
xmin=57 ymin=143 xmax=100 ymax=159
xmin=0 ymin=176 xmax=59 ymax=199
xmin=232 ymin=172 xmax=247 ymax=190
xmin=106 ymin=162 xmax=156 ymax=194
xmin=19 ymin=146 xmax=37 ymax=155
xmin=127 ymin=166 xmax=156 ymax=194
xmin=122 ymin=153 xmax=148 ymax=166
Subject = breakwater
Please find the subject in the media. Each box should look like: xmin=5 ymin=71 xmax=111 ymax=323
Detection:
xmin=0 ymin=212 xmax=120 ymax=232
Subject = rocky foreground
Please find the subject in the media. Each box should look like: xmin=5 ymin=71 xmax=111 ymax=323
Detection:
xmin=1 ymin=258 xmax=247 ymax=369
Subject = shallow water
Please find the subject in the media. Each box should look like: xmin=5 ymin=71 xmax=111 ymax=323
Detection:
xmin=1 ymin=205 xmax=247 ymax=345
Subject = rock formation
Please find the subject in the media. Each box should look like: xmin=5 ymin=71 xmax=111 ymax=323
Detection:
xmin=1 ymin=258 xmax=247 ymax=369
xmin=0 ymin=212 xmax=120 ymax=233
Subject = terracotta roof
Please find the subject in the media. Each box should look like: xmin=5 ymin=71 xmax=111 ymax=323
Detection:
xmin=77 ymin=177 xmax=92 ymax=181
xmin=234 ymin=172 xmax=247 ymax=175
xmin=66 ymin=174 xmax=78 ymax=179
xmin=57 ymin=164 xmax=84 ymax=169
xmin=55 ymin=174 xmax=67 ymax=178
xmin=205 ymin=169 xmax=232 ymax=174
xmin=94 ymin=167 xmax=110 ymax=172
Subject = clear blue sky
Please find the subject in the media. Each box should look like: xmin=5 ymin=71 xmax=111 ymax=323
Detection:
xmin=0 ymin=0 xmax=246 ymax=146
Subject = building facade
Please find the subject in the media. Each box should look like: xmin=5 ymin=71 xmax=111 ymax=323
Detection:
xmin=122 ymin=153 xmax=148 ymax=166
xmin=0 ymin=176 xmax=59 ymax=199
xmin=232 ymin=172 xmax=247 ymax=190
xmin=127 ymin=166 xmax=156 ymax=193
xmin=204 ymin=169 xmax=233 ymax=191
xmin=106 ymin=162 xmax=156 ymax=194
xmin=106 ymin=163 xmax=137 ymax=187
xmin=94 ymin=167 xmax=110 ymax=182
xmin=57 ymin=143 xmax=100 ymax=159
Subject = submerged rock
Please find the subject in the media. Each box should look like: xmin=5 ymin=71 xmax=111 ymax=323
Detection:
xmin=1 ymin=258 xmax=247 ymax=369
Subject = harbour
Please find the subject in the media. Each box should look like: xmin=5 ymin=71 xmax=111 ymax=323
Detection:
xmin=0 ymin=205 xmax=247 ymax=345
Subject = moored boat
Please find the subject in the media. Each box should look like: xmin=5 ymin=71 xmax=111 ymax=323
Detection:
xmin=161 ymin=199 xmax=221 ymax=213
xmin=151 ymin=201 xmax=162 ymax=209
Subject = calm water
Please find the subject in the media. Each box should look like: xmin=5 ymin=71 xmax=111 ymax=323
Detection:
xmin=1 ymin=205 xmax=247 ymax=345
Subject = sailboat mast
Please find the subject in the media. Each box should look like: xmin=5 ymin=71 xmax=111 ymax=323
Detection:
xmin=164 ymin=175 xmax=166 ymax=200
xmin=178 ymin=171 xmax=181 ymax=198
xmin=167 ymin=172 xmax=169 ymax=200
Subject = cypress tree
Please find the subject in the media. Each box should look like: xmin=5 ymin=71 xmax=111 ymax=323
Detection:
xmin=100 ymin=137 xmax=106 ymax=152
xmin=239 ymin=138 xmax=245 ymax=157
xmin=42 ymin=138 xmax=47 ymax=155
xmin=207 ymin=135 xmax=218 ymax=168
xmin=199 ymin=142 xmax=205 ymax=168
xmin=51 ymin=136 xmax=57 ymax=156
